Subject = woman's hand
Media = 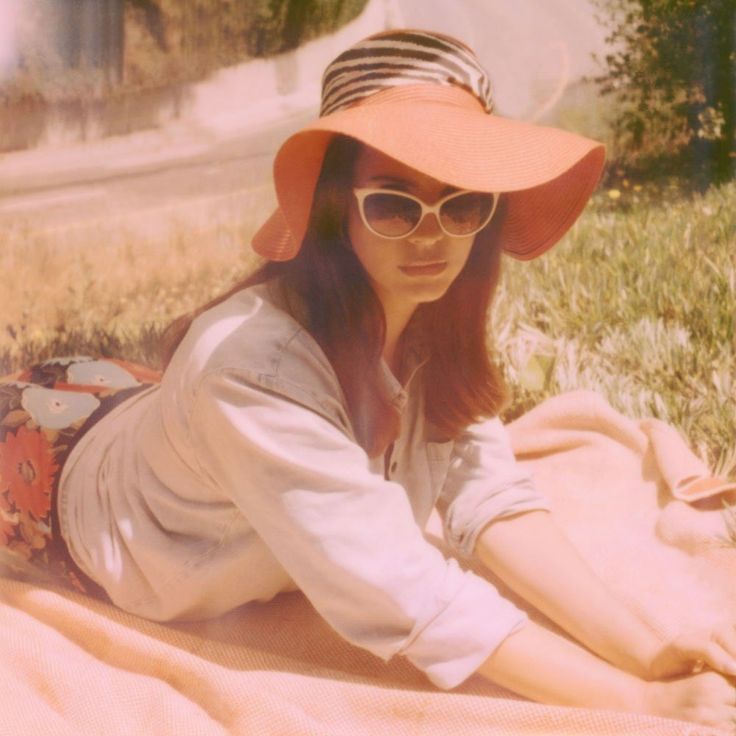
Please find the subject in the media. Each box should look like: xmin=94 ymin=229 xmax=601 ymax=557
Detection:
xmin=646 ymin=623 xmax=736 ymax=680
xmin=644 ymin=671 xmax=736 ymax=731
xmin=477 ymin=618 xmax=736 ymax=731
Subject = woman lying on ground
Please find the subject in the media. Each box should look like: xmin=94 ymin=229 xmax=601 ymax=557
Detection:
xmin=2 ymin=29 xmax=736 ymax=731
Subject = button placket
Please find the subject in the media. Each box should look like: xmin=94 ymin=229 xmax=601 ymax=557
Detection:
xmin=383 ymin=442 xmax=401 ymax=479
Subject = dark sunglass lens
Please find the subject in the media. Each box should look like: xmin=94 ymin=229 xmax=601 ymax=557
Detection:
xmin=440 ymin=192 xmax=495 ymax=235
xmin=363 ymin=193 xmax=421 ymax=237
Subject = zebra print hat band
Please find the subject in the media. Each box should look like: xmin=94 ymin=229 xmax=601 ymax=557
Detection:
xmin=251 ymin=30 xmax=606 ymax=263
xmin=320 ymin=30 xmax=494 ymax=117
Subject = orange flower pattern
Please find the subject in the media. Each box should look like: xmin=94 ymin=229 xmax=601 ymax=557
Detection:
xmin=0 ymin=357 xmax=160 ymax=595
xmin=0 ymin=425 xmax=59 ymax=520
xmin=0 ymin=510 xmax=15 ymax=547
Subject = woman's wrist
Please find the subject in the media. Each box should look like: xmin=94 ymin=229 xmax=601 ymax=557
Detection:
xmin=611 ymin=629 xmax=665 ymax=680
xmin=477 ymin=620 xmax=650 ymax=713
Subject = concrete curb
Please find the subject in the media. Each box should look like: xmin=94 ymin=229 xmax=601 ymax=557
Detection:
xmin=0 ymin=0 xmax=402 ymax=198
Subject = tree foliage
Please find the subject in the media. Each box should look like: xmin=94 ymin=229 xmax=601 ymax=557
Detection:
xmin=2 ymin=0 xmax=370 ymax=100
xmin=126 ymin=0 xmax=370 ymax=85
xmin=594 ymin=0 xmax=736 ymax=185
xmin=0 ymin=0 xmax=369 ymax=150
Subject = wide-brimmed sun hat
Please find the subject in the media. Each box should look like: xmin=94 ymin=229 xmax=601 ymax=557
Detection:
xmin=252 ymin=29 xmax=606 ymax=261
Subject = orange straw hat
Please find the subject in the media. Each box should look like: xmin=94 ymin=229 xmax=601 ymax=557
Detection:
xmin=252 ymin=29 xmax=606 ymax=261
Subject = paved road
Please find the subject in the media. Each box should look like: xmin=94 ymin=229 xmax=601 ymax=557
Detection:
xmin=0 ymin=110 xmax=312 ymax=240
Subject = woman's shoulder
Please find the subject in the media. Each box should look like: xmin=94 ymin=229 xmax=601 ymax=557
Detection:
xmin=196 ymin=281 xmax=302 ymax=353
xmin=167 ymin=281 xmax=345 ymax=411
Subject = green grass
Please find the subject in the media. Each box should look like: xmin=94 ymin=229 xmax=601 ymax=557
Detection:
xmin=2 ymin=180 xmax=735 ymax=475
xmin=494 ymin=180 xmax=736 ymax=474
xmin=0 ymin=217 xmax=261 ymax=371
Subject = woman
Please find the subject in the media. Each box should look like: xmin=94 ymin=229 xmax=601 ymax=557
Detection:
xmin=2 ymin=29 xmax=736 ymax=730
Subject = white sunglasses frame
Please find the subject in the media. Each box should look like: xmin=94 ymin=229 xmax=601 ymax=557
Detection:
xmin=352 ymin=187 xmax=499 ymax=240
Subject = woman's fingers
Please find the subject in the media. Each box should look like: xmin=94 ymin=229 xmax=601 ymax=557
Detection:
xmin=647 ymin=671 xmax=736 ymax=730
xmin=705 ymin=645 xmax=736 ymax=677
xmin=713 ymin=623 xmax=736 ymax=657
xmin=711 ymin=624 xmax=736 ymax=676
xmin=680 ymin=625 xmax=736 ymax=677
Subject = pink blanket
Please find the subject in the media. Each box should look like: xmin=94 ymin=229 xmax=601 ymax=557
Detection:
xmin=1 ymin=390 xmax=734 ymax=735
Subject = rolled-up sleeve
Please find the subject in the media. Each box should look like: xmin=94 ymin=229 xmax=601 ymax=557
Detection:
xmin=439 ymin=417 xmax=551 ymax=558
xmin=189 ymin=368 xmax=528 ymax=689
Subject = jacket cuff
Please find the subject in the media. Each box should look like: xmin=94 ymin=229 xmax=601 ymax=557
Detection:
xmin=401 ymin=568 xmax=528 ymax=690
xmin=444 ymin=482 xmax=551 ymax=558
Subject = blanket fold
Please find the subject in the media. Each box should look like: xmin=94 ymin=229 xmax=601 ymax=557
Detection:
xmin=2 ymin=390 xmax=734 ymax=735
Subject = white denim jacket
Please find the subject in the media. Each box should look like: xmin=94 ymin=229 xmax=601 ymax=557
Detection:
xmin=59 ymin=281 xmax=550 ymax=690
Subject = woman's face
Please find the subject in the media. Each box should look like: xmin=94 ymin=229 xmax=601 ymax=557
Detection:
xmin=348 ymin=145 xmax=476 ymax=321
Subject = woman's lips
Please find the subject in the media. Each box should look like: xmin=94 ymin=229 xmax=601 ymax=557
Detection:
xmin=398 ymin=261 xmax=447 ymax=277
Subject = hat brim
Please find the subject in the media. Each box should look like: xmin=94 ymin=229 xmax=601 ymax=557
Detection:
xmin=252 ymin=85 xmax=605 ymax=261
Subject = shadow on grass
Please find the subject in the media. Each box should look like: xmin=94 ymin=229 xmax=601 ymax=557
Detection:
xmin=1 ymin=323 xmax=166 ymax=376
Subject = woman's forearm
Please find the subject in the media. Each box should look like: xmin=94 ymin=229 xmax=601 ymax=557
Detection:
xmin=474 ymin=510 xmax=662 ymax=677
xmin=478 ymin=619 xmax=736 ymax=730
xmin=477 ymin=618 xmax=645 ymax=712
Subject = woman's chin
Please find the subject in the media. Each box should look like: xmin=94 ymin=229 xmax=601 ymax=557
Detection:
xmin=402 ymin=280 xmax=453 ymax=306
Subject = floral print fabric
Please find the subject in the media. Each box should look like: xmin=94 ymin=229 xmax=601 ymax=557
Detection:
xmin=0 ymin=356 xmax=160 ymax=596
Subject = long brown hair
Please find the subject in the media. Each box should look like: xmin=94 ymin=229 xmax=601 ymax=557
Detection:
xmin=162 ymin=135 xmax=507 ymax=456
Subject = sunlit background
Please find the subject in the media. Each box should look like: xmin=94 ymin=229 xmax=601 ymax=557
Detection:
xmin=0 ymin=0 xmax=21 ymax=79
xmin=0 ymin=0 xmax=733 ymax=471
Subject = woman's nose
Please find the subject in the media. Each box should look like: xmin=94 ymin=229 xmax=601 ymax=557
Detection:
xmin=407 ymin=212 xmax=443 ymax=245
